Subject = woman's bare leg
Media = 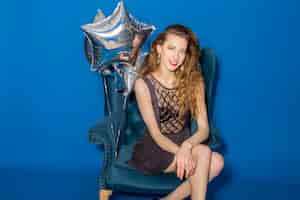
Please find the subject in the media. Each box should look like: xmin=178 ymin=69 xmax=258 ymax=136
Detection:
xmin=189 ymin=145 xmax=211 ymax=200
xmin=161 ymin=145 xmax=224 ymax=200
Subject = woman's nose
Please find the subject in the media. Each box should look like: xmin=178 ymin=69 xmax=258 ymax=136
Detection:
xmin=172 ymin=52 xmax=180 ymax=60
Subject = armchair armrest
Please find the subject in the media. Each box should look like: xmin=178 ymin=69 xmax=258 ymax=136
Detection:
xmin=88 ymin=117 xmax=114 ymax=145
xmin=207 ymin=126 xmax=223 ymax=150
xmin=88 ymin=117 xmax=115 ymax=189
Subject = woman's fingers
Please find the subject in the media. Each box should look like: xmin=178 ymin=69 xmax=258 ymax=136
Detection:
xmin=177 ymin=158 xmax=185 ymax=179
xmin=180 ymin=160 xmax=185 ymax=179
xmin=186 ymin=159 xmax=193 ymax=177
xmin=184 ymin=159 xmax=190 ymax=178
xmin=189 ymin=157 xmax=195 ymax=176
xmin=176 ymin=160 xmax=181 ymax=179
xmin=176 ymin=149 xmax=194 ymax=179
xmin=190 ymin=159 xmax=196 ymax=176
xmin=178 ymin=157 xmax=192 ymax=179
xmin=176 ymin=158 xmax=181 ymax=178
xmin=182 ymin=157 xmax=195 ymax=178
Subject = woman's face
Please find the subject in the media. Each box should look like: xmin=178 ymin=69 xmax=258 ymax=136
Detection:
xmin=156 ymin=33 xmax=188 ymax=72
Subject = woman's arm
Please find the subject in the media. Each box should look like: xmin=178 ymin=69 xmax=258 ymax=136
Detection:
xmin=183 ymin=83 xmax=209 ymax=148
xmin=134 ymin=78 xmax=180 ymax=154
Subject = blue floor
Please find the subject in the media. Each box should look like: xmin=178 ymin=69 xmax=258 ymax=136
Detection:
xmin=0 ymin=167 xmax=296 ymax=200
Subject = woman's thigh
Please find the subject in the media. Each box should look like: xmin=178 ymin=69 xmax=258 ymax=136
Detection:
xmin=163 ymin=157 xmax=177 ymax=173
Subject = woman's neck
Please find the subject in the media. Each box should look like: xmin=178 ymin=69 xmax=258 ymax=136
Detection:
xmin=152 ymin=67 xmax=177 ymax=88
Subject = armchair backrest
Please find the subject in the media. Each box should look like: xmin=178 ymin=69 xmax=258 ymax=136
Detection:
xmin=200 ymin=48 xmax=217 ymax=121
xmin=101 ymin=73 xmax=128 ymax=141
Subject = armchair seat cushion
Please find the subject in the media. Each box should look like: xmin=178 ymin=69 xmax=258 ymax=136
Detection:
xmin=113 ymin=143 xmax=136 ymax=171
xmin=107 ymin=165 xmax=182 ymax=194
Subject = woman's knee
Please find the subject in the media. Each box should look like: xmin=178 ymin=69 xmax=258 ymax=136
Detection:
xmin=191 ymin=144 xmax=212 ymax=160
xmin=211 ymin=152 xmax=224 ymax=174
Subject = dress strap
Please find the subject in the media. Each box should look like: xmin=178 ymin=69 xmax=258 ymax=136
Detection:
xmin=140 ymin=76 xmax=161 ymax=128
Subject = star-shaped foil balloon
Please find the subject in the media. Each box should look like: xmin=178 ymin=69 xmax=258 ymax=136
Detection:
xmin=81 ymin=0 xmax=155 ymax=72
xmin=81 ymin=0 xmax=156 ymax=159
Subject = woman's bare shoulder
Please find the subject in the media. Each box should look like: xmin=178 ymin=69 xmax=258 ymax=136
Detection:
xmin=135 ymin=77 xmax=146 ymax=88
xmin=134 ymin=77 xmax=150 ymax=95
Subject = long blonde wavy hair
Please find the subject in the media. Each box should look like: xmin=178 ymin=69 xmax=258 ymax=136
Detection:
xmin=139 ymin=24 xmax=205 ymax=119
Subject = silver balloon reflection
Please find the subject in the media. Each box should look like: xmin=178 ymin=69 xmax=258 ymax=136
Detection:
xmin=111 ymin=53 xmax=146 ymax=96
xmin=81 ymin=0 xmax=155 ymax=71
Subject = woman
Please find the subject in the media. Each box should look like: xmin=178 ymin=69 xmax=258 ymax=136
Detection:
xmin=126 ymin=24 xmax=224 ymax=200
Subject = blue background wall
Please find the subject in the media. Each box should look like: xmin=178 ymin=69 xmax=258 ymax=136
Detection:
xmin=1 ymin=0 xmax=299 ymax=199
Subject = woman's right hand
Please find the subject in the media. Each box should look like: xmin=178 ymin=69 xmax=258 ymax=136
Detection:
xmin=175 ymin=142 xmax=194 ymax=180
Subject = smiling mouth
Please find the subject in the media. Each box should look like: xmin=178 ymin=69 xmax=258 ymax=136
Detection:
xmin=168 ymin=60 xmax=178 ymax=68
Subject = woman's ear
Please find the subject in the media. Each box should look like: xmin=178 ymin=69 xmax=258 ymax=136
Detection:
xmin=156 ymin=44 xmax=162 ymax=54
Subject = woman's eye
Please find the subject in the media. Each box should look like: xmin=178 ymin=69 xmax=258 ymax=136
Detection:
xmin=167 ymin=46 xmax=186 ymax=55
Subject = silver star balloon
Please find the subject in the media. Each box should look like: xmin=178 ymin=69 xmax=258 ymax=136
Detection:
xmin=81 ymin=0 xmax=155 ymax=71
xmin=93 ymin=9 xmax=105 ymax=22
xmin=81 ymin=1 xmax=155 ymax=159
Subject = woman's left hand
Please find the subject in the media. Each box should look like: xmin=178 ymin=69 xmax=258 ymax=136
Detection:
xmin=175 ymin=142 xmax=193 ymax=180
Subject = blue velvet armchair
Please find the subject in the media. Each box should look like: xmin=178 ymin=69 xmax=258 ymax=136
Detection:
xmin=88 ymin=48 xmax=222 ymax=200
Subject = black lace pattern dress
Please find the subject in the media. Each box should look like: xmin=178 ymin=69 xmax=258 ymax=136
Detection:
xmin=126 ymin=74 xmax=191 ymax=175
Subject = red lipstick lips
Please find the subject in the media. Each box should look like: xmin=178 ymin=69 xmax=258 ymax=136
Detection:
xmin=169 ymin=60 xmax=178 ymax=68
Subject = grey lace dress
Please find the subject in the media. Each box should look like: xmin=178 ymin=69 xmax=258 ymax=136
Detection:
xmin=126 ymin=74 xmax=191 ymax=175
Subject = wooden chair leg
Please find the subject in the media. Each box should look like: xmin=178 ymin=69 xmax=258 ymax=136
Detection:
xmin=99 ymin=189 xmax=112 ymax=200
